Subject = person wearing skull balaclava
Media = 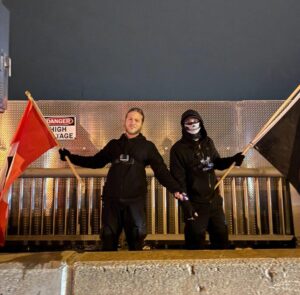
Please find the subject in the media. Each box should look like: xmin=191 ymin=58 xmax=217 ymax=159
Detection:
xmin=170 ymin=109 xmax=245 ymax=249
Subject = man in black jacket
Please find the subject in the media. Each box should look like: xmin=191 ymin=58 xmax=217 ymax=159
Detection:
xmin=59 ymin=107 xmax=186 ymax=251
xmin=170 ymin=109 xmax=244 ymax=250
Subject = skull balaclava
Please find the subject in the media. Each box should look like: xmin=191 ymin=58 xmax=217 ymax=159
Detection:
xmin=181 ymin=109 xmax=207 ymax=141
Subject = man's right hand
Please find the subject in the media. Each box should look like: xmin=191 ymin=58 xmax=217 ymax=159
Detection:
xmin=59 ymin=148 xmax=71 ymax=161
xmin=174 ymin=192 xmax=186 ymax=201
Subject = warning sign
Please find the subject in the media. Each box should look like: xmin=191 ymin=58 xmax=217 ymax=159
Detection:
xmin=45 ymin=116 xmax=76 ymax=140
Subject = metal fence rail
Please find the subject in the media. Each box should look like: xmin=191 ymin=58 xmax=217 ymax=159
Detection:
xmin=6 ymin=167 xmax=294 ymax=245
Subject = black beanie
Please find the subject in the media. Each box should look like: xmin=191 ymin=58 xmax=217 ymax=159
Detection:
xmin=181 ymin=109 xmax=203 ymax=126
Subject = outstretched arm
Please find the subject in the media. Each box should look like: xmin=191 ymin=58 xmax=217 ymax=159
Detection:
xmin=59 ymin=143 xmax=112 ymax=169
xmin=214 ymin=152 xmax=245 ymax=170
xmin=147 ymin=143 xmax=182 ymax=194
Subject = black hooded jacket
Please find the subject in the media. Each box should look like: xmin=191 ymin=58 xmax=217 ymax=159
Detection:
xmin=170 ymin=110 xmax=234 ymax=203
xmin=170 ymin=136 xmax=221 ymax=203
xmin=68 ymin=133 xmax=181 ymax=202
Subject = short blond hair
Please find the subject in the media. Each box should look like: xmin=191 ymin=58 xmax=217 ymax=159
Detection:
xmin=126 ymin=107 xmax=145 ymax=123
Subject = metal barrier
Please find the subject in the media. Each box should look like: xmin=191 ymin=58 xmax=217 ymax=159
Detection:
xmin=6 ymin=167 xmax=294 ymax=246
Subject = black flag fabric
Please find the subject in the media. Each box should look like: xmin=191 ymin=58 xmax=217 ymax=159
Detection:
xmin=254 ymin=93 xmax=300 ymax=194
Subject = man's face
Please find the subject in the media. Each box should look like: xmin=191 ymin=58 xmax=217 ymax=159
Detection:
xmin=125 ymin=111 xmax=143 ymax=137
xmin=184 ymin=116 xmax=200 ymax=134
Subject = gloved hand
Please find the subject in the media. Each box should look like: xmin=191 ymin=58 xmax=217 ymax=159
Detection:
xmin=214 ymin=152 xmax=245 ymax=170
xmin=180 ymin=199 xmax=198 ymax=221
xmin=59 ymin=148 xmax=71 ymax=161
xmin=232 ymin=152 xmax=245 ymax=166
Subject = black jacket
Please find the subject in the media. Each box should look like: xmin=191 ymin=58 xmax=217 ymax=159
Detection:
xmin=170 ymin=136 xmax=221 ymax=203
xmin=68 ymin=133 xmax=181 ymax=202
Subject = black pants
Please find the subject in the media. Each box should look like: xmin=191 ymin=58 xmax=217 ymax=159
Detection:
xmin=184 ymin=196 xmax=228 ymax=250
xmin=101 ymin=198 xmax=147 ymax=251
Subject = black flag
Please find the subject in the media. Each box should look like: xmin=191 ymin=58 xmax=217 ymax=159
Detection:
xmin=254 ymin=94 xmax=300 ymax=194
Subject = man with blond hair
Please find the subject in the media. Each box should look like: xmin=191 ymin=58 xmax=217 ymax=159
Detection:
xmin=59 ymin=107 xmax=186 ymax=251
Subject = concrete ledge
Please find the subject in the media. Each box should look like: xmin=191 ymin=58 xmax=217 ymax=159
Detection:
xmin=1 ymin=250 xmax=300 ymax=295
xmin=0 ymin=252 xmax=74 ymax=295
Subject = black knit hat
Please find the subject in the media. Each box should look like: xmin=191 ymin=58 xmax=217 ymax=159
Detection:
xmin=181 ymin=109 xmax=203 ymax=126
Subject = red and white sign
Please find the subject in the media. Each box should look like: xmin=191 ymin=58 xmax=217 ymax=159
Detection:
xmin=45 ymin=116 xmax=76 ymax=140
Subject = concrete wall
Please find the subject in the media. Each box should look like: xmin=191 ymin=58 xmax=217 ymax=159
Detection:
xmin=1 ymin=250 xmax=300 ymax=295
xmin=3 ymin=0 xmax=300 ymax=100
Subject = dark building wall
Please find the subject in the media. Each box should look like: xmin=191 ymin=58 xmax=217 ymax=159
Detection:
xmin=4 ymin=0 xmax=300 ymax=100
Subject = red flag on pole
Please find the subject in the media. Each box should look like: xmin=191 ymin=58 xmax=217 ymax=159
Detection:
xmin=0 ymin=100 xmax=58 ymax=246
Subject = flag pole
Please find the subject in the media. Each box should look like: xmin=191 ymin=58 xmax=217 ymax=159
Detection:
xmin=25 ymin=91 xmax=83 ymax=185
xmin=214 ymin=84 xmax=300 ymax=190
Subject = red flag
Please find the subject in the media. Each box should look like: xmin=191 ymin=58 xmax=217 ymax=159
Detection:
xmin=0 ymin=100 xmax=58 ymax=246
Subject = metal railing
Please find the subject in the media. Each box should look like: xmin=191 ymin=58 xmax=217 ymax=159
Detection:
xmin=6 ymin=167 xmax=294 ymax=245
